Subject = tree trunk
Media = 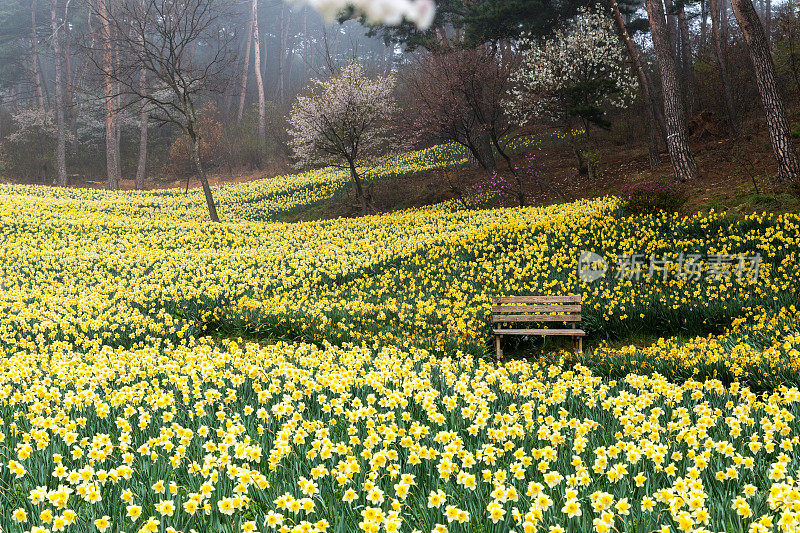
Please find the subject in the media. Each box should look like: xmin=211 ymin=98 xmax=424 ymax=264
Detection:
xmin=701 ymin=0 xmax=708 ymax=48
xmin=135 ymin=72 xmax=147 ymax=190
xmin=492 ymin=139 xmax=525 ymax=206
xmin=98 ymin=0 xmax=120 ymax=190
xmin=190 ymin=132 xmax=220 ymax=222
xmin=711 ymin=0 xmax=739 ymax=134
xmin=572 ymin=144 xmax=587 ymax=176
xmin=236 ymin=0 xmax=255 ymax=124
xmin=303 ymin=8 xmax=310 ymax=73
xmin=348 ymin=158 xmax=369 ymax=215
xmin=646 ymin=0 xmax=699 ymax=182
xmin=731 ymin=0 xmax=800 ymax=182
xmin=647 ymin=113 xmax=661 ymax=168
xmin=252 ymin=0 xmax=267 ymax=150
xmin=678 ymin=4 xmax=698 ymax=115
xmin=765 ymin=0 xmax=771 ymax=43
xmin=466 ymin=141 xmax=495 ymax=172
xmin=64 ymin=2 xmax=78 ymax=152
xmin=28 ymin=60 xmax=44 ymax=110
xmin=466 ymin=146 xmax=479 ymax=167
xmin=51 ymin=0 xmax=67 ymax=186
xmin=38 ymin=54 xmax=50 ymax=108
xmin=115 ymin=91 xmax=122 ymax=166
xmin=64 ymin=4 xmax=72 ymax=112
xmin=472 ymin=130 xmax=496 ymax=172
xmin=386 ymin=44 xmax=395 ymax=72
xmin=285 ymin=43 xmax=296 ymax=95
xmin=268 ymin=15 xmax=279 ymax=83
xmin=284 ymin=25 xmax=294 ymax=99
xmin=564 ymin=122 xmax=588 ymax=175
xmin=114 ymin=48 xmax=122 ymax=174
xmin=135 ymin=108 xmax=147 ymax=190
xmin=277 ymin=2 xmax=285 ymax=104
xmin=310 ymin=18 xmax=316 ymax=73
xmin=481 ymin=137 xmax=496 ymax=172
xmin=610 ymin=0 xmax=667 ymax=149
xmin=722 ymin=0 xmax=729 ymax=45
xmin=133 ymin=10 xmax=148 ymax=190
xmin=32 ymin=0 xmax=51 ymax=110
xmin=664 ymin=0 xmax=680 ymax=60
xmin=39 ymin=61 xmax=51 ymax=109
xmin=31 ymin=4 xmax=45 ymax=110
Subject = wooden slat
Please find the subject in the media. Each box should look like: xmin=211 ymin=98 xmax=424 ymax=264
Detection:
xmin=492 ymin=305 xmax=581 ymax=313
xmin=494 ymin=328 xmax=586 ymax=336
xmin=492 ymin=295 xmax=581 ymax=304
xmin=493 ymin=314 xmax=581 ymax=322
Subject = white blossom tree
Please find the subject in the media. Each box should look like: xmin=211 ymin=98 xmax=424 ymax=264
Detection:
xmin=507 ymin=7 xmax=638 ymax=131
xmin=288 ymin=62 xmax=399 ymax=214
xmin=297 ymin=0 xmax=435 ymax=28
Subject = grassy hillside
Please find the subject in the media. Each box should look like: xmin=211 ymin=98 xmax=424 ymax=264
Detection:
xmin=1 ymin=148 xmax=798 ymax=386
xmin=0 ymin=143 xmax=799 ymax=532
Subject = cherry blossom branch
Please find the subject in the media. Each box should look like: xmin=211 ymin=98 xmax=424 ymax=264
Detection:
xmin=295 ymin=0 xmax=435 ymax=29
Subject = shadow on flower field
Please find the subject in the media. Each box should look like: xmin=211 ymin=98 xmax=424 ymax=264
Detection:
xmin=201 ymin=203 xmax=800 ymax=391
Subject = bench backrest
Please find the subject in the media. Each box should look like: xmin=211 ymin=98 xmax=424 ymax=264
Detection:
xmin=491 ymin=295 xmax=582 ymax=324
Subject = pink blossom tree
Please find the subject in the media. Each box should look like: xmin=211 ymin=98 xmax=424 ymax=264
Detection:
xmin=404 ymin=46 xmax=518 ymax=174
xmin=288 ymin=62 xmax=399 ymax=214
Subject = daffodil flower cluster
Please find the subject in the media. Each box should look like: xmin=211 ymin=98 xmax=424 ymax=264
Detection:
xmin=1 ymin=342 xmax=800 ymax=532
xmin=0 ymin=158 xmax=799 ymax=387
xmin=1 ymin=138 xmax=800 ymax=532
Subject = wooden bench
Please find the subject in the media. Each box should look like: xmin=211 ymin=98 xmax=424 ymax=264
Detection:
xmin=492 ymin=295 xmax=585 ymax=359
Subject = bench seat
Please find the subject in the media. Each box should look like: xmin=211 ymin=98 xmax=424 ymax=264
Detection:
xmin=493 ymin=328 xmax=586 ymax=336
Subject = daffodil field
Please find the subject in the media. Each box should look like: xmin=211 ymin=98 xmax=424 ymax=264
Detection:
xmin=1 ymin=145 xmax=800 ymax=533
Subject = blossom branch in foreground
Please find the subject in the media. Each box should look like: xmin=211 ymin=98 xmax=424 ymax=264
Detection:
xmin=296 ymin=0 xmax=435 ymax=28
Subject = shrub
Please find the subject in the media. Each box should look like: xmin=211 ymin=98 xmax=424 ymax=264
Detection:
xmin=581 ymin=148 xmax=601 ymax=178
xmin=621 ymin=179 xmax=689 ymax=215
xmin=790 ymin=180 xmax=800 ymax=198
xmin=468 ymin=171 xmax=516 ymax=208
xmin=165 ymin=103 xmax=224 ymax=176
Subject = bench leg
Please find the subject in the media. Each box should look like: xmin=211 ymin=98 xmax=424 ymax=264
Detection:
xmin=574 ymin=336 xmax=582 ymax=354
xmin=495 ymin=335 xmax=503 ymax=361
